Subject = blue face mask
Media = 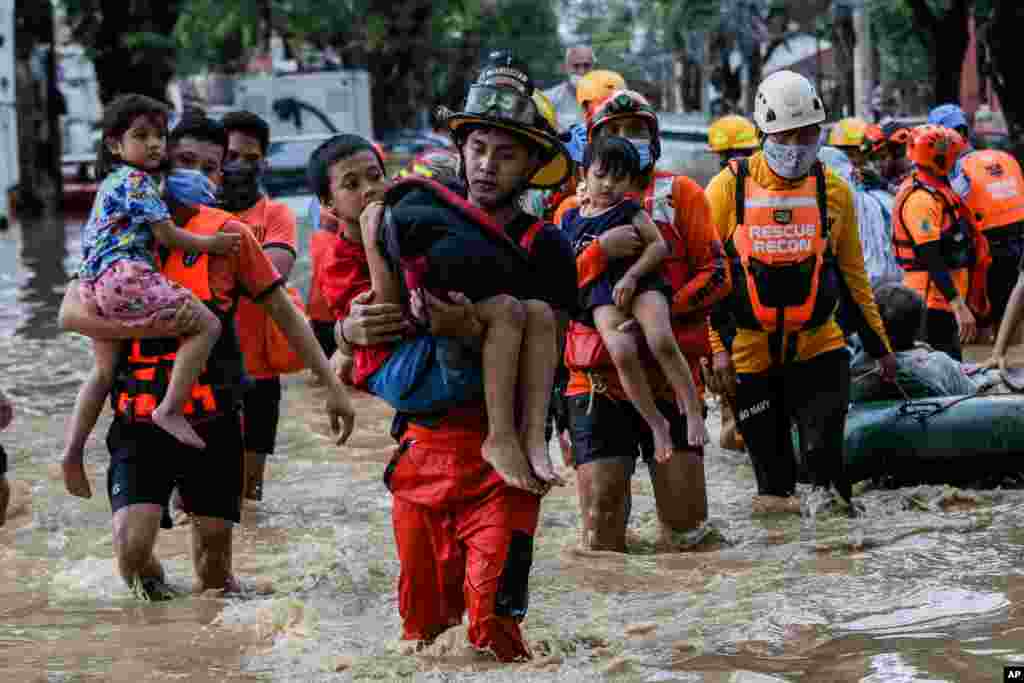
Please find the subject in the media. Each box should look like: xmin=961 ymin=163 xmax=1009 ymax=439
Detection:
xmin=166 ymin=168 xmax=218 ymax=207
xmin=626 ymin=138 xmax=654 ymax=170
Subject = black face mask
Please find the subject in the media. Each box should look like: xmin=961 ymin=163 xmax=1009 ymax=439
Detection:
xmin=220 ymin=160 xmax=265 ymax=211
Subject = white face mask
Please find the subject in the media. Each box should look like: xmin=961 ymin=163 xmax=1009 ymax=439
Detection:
xmin=763 ymin=137 xmax=822 ymax=179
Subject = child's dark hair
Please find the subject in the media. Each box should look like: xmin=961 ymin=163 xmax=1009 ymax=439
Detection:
xmin=582 ymin=135 xmax=641 ymax=179
xmin=307 ymin=134 xmax=385 ymax=202
xmin=221 ymin=110 xmax=271 ymax=155
xmin=168 ymin=115 xmax=229 ymax=154
xmin=97 ymin=93 xmax=170 ymax=179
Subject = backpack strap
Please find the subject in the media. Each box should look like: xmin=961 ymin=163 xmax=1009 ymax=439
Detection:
xmin=519 ymin=219 xmax=546 ymax=253
xmin=733 ymin=157 xmax=749 ymax=226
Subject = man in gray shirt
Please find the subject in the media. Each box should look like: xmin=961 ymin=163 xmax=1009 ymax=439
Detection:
xmin=542 ymin=45 xmax=594 ymax=132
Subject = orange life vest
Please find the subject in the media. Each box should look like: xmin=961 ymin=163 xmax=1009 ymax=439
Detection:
xmin=892 ymin=171 xmax=991 ymax=318
xmin=724 ymin=158 xmax=837 ymax=339
xmin=959 ymin=150 xmax=1024 ymax=232
xmin=111 ymin=206 xmax=246 ymax=423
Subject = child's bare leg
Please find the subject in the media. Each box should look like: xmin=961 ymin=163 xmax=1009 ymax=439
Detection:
xmin=151 ymin=297 xmax=221 ymax=449
xmin=62 ymin=339 xmax=121 ymax=498
xmin=360 ymin=203 xmax=402 ymax=306
xmin=594 ymin=304 xmax=676 ymax=464
xmin=474 ymin=295 xmax=544 ymax=494
xmin=518 ymin=300 xmax=563 ymax=485
xmin=632 ymin=291 xmax=709 ymax=451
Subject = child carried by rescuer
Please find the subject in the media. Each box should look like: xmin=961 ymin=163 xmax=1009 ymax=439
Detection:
xmin=561 ymin=135 xmax=709 ymax=461
xmin=61 ymin=94 xmax=240 ymax=499
xmin=313 ymin=134 xmax=562 ymax=495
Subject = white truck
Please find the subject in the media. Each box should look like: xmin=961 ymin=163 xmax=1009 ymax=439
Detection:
xmin=211 ymin=70 xmax=373 ymax=141
xmin=0 ymin=0 xmax=18 ymax=229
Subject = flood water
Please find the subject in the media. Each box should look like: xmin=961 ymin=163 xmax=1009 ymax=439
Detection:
xmin=1 ymin=209 xmax=1023 ymax=682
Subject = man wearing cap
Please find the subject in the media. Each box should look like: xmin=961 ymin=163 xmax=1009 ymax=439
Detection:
xmin=543 ymin=45 xmax=595 ymax=132
xmin=336 ymin=63 xmax=576 ymax=661
xmin=930 ymin=103 xmax=1024 ymax=329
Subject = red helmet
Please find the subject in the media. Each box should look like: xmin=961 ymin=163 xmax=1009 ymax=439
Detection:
xmin=398 ymin=148 xmax=459 ymax=183
xmin=907 ymin=124 xmax=966 ymax=177
xmin=587 ymin=90 xmax=661 ymax=164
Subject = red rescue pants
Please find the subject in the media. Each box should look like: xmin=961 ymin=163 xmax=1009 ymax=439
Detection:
xmin=386 ymin=415 xmax=540 ymax=662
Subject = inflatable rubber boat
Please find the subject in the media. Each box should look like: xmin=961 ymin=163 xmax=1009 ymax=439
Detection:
xmin=842 ymin=394 xmax=1024 ymax=485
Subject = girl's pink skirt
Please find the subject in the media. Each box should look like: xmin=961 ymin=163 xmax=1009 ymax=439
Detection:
xmin=80 ymin=260 xmax=193 ymax=326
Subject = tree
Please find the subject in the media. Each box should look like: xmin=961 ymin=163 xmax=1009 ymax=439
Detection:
xmin=61 ymin=0 xmax=182 ymax=103
xmin=902 ymin=0 xmax=972 ymax=106
xmin=979 ymin=0 xmax=1024 ymax=158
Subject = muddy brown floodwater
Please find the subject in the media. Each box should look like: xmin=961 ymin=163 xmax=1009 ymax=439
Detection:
xmin=1 ymin=210 xmax=1023 ymax=682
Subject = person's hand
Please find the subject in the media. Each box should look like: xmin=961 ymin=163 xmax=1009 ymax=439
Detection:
xmin=161 ymin=299 xmax=203 ymax=337
xmin=971 ymin=353 xmax=1007 ymax=375
xmin=613 ymin=274 xmax=638 ymax=311
xmin=952 ymin=298 xmax=977 ymax=344
xmin=0 ymin=389 xmax=12 ymax=431
xmin=359 ymin=200 xmax=385 ymax=243
xmin=712 ymin=351 xmax=736 ymax=398
xmin=410 ymin=290 xmax=478 ymax=338
xmin=343 ymin=290 xmax=411 ymax=346
xmin=207 ymin=232 xmax=242 ymax=255
xmin=330 ymin=349 xmax=354 ymax=385
xmin=598 ymin=225 xmax=644 ymax=259
xmin=325 ymin=383 xmax=355 ymax=445
xmin=878 ymin=352 xmax=898 ymax=382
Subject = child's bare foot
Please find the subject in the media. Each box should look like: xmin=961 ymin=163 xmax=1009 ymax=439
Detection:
xmin=527 ymin=442 xmax=565 ymax=486
xmin=482 ymin=434 xmax=545 ymax=494
xmin=686 ymin=415 xmax=709 ymax=449
xmin=61 ymin=451 xmax=93 ymax=499
xmin=651 ymin=420 xmax=675 ymax=464
xmin=151 ymin=406 xmax=206 ymax=450
xmin=0 ymin=477 xmax=9 ymax=525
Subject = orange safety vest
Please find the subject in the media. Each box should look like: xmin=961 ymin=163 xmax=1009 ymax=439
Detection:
xmin=724 ymin=158 xmax=837 ymax=343
xmin=959 ymin=150 xmax=1024 ymax=232
xmin=892 ymin=171 xmax=991 ymax=318
xmin=111 ymin=206 xmax=245 ymax=423
xmin=564 ymin=174 xmax=712 ymax=371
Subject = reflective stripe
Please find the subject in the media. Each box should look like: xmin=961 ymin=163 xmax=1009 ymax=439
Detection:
xmin=744 ymin=196 xmax=819 ymax=209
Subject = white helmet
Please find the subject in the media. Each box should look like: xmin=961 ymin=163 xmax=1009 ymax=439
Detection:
xmin=753 ymin=70 xmax=826 ymax=135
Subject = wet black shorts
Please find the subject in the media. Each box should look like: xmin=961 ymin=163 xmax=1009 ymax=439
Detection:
xmin=567 ymin=392 xmax=687 ymax=470
xmin=106 ymin=412 xmax=244 ymax=523
xmin=243 ymin=377 xmax=282 ymax=455
xmin=0 ymin=443 xmax=7 ymax=475
xmin=311 ymin=320 xmax=338 ymax=359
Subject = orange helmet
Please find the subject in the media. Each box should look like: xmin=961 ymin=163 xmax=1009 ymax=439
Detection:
xmin=587 ymin=90 xmax=660 ymax=162
xmin=907 ymin=124 xmax=967 ymax=177
xmin=863 ymin=120 xmax=912 ymax=156
xmin=827 ymin=117 xmax=868 ymax=148
xmin=576 ymin=70 xmax=627 ymax=112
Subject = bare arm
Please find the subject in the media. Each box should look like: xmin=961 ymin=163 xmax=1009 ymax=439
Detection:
xmin=993 ymin=273 xmax=1024 ymax=363
xmin=151 ymin=219 xmax=240 ymax=255
xmin=261 ymin=287 xmax=355 ymax=443
xmin=264 ymin=246 xmax=296 ymax=281
xmin=622 ymin=210 xmax=669 ymax=281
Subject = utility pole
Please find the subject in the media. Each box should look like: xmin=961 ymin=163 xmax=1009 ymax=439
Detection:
xmin=853 ymin=1 xmax=874 ymax=120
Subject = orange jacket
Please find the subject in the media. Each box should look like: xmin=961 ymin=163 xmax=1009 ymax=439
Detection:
xmin=959 ymin=150 xmax=1024 ymax=233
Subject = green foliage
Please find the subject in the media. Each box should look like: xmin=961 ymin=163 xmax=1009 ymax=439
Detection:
xmin=868 ymin=0 xmax=934 ymax=84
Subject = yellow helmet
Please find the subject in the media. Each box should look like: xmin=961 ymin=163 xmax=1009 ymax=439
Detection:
xmin=708 ymin=115 xmax=759 ymax=152
xmin=828 ymin=117 xmax=869 ymax=148
xmin=532 ymin=90 xmax=559 ymax=135
xmin=575 ymin=70 xmax=627 ymax=111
